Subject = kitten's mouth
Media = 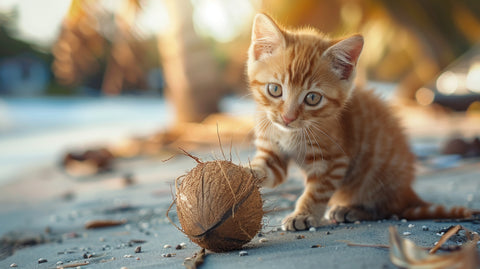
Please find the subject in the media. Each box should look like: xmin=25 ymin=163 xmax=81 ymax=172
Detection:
xmin=266 ymin=114 xmax=301 ymax=131
xmin=272 ymin=120 xmax=301 ymax=132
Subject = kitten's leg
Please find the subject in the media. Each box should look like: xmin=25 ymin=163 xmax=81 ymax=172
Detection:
xmin=283 ymin=164 xmax=347 ymax=231
xmin=249 ymin=146 xmax=288 ymax=188
xmin=283 ymin=158 xmax=348 ymax=231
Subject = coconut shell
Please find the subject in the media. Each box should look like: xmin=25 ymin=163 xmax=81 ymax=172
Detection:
xmin=176 ymin=160 xmax=263 ymax=252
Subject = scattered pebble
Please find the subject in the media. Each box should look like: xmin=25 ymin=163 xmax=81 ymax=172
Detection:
xmin=83 ymin=253 xmax=93 ymax=259
xmin=408 ymin=224 xmax=415 ymax=228
xmin=99 ymin=237 xmax=106 ymax=242
xmin=402 ymin=232 xmax=411 ymax=236
xmin=175 ymin=244 xmax=183 ymax=250
xmin=401 ymin=219 xmax=407 ymax=223
xmin=311 ymin=244 xmax=322 ymax=248
xmin=259 ymin=238 xmax=268 ymax=243
xmin=10 ymin=263 xmax=17 ymax=268
xmin=354 ymin=221 xmax=361 ymax=225
xmin=296 ymin=235 xmax=305 ymax=239
xmin=135 ymin=246 xmax=142 ymax=253
xmin=38 ymin=258 xmax=48 ymax=264
xmin=180 ymin=242 xmax=187 ymax=248
xmin=422 ymin=225 xmax=429 ymax=231
xmin=124 ymin=254 xmax=134 ymax=258
xmin=309 ymin=227 xmax=316 ymax=232
xmin=121 ymin=267 xmax=128 ymax=269
xmin=163 ymin=244 xmax=172 ymax=249
xmin=162 ymin=253 xmax=173 ymax=258
xmin=325 ymin=231 xmax=331 ymax=235
xmin=239 ymin=251 xmax=248 ymax=256
xmin=56 ymin=261 xmax=64 ymax=265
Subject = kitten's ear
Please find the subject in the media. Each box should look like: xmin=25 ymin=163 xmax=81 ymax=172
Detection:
xmin=250 ymin=13 xmax=285 ymax=61
xmin=323 ymin=35 xmax=364 ymax=80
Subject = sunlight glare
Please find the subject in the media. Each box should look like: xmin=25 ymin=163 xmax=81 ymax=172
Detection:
xmin=136 ymin=0 xmax=170 ymax=37
xmin=0 ymin=0 xmax=71 ymax=46
xmin=192 ymin=0 xmax=254 ymax=43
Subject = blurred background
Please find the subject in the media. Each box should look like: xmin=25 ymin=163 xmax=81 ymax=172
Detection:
xmin=1 ymin=0 xmax=480 ymax=183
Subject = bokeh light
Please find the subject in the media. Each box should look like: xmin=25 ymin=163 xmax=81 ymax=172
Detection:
xmin=466 ymin=62 xmax=480 ymax=93
xmin=436 ymin=71 xmax=459 ymax=95
xmin=415 ymin=87 xmax=434 ymax=106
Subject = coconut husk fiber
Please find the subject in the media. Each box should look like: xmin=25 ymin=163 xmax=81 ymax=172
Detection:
xmin=174 ymin=158 xmax=263 ymax=252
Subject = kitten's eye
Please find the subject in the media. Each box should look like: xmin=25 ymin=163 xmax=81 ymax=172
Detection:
xmin=266 ymin=83 xmax=282 ymax=98
xmin=304 ymin=92 xmax=322 ymax=106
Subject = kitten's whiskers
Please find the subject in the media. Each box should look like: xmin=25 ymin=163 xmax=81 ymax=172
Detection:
xmin=305 ymin=125 xmax=324 ymax=162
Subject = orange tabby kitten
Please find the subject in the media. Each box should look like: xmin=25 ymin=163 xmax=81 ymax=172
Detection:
xmin=247 ymin=13 xmax=471 ymax=231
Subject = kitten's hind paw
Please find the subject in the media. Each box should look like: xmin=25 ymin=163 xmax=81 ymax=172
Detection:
xmin=327 ymin=206 xmax=373 ymax=223
xmin=282 ymin=213 xmax=324 ymax=231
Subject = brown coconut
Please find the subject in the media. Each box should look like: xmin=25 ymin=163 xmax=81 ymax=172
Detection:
xmin=175 ymin=160 xmax=263 ymax=252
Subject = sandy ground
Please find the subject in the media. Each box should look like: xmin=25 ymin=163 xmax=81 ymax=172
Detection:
xmin=1 ymin=102 xmax=480 ymax=268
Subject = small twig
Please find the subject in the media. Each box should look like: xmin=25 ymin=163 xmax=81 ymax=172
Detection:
xmin=338 ymin=240 xmax=390 ymax=249
xmin=340 ymin=240 xmax=435 ymax=251
xmin=84 ymin=219 xmax=126 ymax=229
xmin=429 ymin=225 xmax=462 ymax=254
xmin=184 ymin=248 xmax=206 ymax=269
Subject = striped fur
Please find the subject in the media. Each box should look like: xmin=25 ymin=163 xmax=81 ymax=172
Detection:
xmin=247 ymin=14 xmax=472 ymax=231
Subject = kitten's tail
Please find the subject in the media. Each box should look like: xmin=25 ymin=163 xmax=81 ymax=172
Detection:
xmin=401 ymin=203 xmax=472 ymax=220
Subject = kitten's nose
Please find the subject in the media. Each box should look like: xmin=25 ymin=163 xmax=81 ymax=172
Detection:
xmin=282 ymin=115 xmax=297 ymax=125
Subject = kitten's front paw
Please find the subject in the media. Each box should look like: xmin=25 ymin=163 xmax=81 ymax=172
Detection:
xmin=282 ymin=212 xmax=324 ymax=231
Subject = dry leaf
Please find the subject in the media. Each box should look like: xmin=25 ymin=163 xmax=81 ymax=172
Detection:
xmin=389 ymin=226 xmax=480 ymax=269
